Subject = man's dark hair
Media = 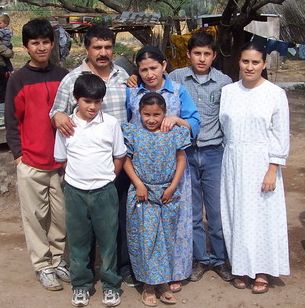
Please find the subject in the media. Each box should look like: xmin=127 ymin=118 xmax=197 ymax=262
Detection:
xmin=84 ymin=25 xmax=115 ymax=49
xmin=22 ymin=18 xmax=54 ymax=47
xmin=187 ymin=31 xmax=217 ymax=52
xmin=73 ymin=73 xmax=106 ymax=100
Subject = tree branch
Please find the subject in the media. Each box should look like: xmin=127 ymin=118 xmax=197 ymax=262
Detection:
xmin=18 ymin=0 xmax=108 ymax=13
xmin=18 ymin=0 xmax=64 ymax=9
xmin=252 ymin=0 xmax=285 ymax=11
xmin=154 ymin=0 xmax=175 ymax=11
xmin=97 ymin=0 xmax=125 ymax=13
xmin=222 ymin=0 xmax=239 ymax=25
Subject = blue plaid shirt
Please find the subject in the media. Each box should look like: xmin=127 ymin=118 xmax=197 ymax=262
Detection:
xmin=169 ymin=66 xmax=232 ymax=147
xmin=50 ymin=60 xmax=129 ymax=124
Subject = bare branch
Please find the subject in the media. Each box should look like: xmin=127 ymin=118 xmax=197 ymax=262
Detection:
xmin=154 ymin=0 xmax=175 ymax=11
xmin=97 ymin=0 xmax=125 ymax=13
xmin=252 ymin=0 xmax=285 ymax=11
xmin=18 ymin=0 xmax=108 ymax=13
xmin=18 ymin=0 xmax=64 ymax=9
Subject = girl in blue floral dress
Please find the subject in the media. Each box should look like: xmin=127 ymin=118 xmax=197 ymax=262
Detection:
xmin=123 ymin=92 xmax=191 ymax=306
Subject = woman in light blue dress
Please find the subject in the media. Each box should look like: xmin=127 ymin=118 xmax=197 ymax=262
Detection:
xmin=125 ymin=46 xmax=200 ymax=301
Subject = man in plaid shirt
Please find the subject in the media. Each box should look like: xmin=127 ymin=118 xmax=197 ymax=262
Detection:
xmin=50 ymin=25 xmax=128 ymax=129
xmin=50 ymin=25 xmax=138 ymax=289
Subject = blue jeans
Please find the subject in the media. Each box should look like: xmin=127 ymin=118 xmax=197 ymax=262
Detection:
xmin=186 ymin=145 xmax=227 ymax=266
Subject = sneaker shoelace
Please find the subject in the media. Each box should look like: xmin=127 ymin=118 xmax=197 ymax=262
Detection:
xmin=105 ymin=290 xmax=115 ymax=299
xmin=41 ymin=270 xmax=56 ymax=281
xmin=75 ymin=289 xmax=87 ymax=299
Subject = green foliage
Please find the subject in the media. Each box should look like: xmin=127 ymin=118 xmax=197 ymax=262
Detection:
xmin=11 ymin=35 xmax=22 ymax=47
xmin=114 ymin=42 xmax=134 ymax=58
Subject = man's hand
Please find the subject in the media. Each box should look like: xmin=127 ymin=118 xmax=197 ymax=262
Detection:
xmin=127 ymin=74 xmax=138 ymax=88
xmin=53 ymin=112 xmax=76 ymax=136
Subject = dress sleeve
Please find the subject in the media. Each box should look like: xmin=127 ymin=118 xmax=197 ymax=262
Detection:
xmin=175 ymin=126 xmax=192 ymax=151
xmin=121 ymin=122 xmax=135 ymax=157
xmin=268 ymin=88 xmax=290 ymax=165
xmin=178 ymin=84 xmax=201 ymax=139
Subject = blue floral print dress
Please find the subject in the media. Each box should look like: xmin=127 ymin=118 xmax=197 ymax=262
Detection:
xmin=122 ymin=123 xmax=191 ymax=284
xmin=125 ymin=77 xmax=200 ymax=283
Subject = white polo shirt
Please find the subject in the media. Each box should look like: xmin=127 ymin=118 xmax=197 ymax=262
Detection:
xmin=54 ymin=109 xmax=127 ymax=190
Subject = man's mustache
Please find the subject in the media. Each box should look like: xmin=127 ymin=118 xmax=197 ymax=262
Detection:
xmin=96 ymin=56 xmax=110 ymax=61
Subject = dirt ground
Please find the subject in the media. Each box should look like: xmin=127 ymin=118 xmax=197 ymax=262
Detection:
xmin=0 ymin=65 xmax=305 ymax=308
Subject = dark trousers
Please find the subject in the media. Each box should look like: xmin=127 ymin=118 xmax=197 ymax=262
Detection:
xmin=88 ymin=171 xmax=131 ymax=276
xmin=64 ymin=182 xmax=122 ymax=292
xmin=115 ymin=170 xmax=131 ymax=271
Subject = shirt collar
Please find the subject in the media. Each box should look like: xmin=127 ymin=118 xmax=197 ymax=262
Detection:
xmin=136 ymin=75 xmax=174 ymax=94
xmin=72 ymin=106 xmax=104 ymax=126
xmin=186 ymin=66 xmax=218 ymax=83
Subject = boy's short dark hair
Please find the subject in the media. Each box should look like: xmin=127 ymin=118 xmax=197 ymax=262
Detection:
xmin=73 ymin=73 xmax=106 ymax=101
xmin=84 ymin=25 xmax=115 ymax=49
xmin=22 ymin=18 xmax=54 ymax=47
xmin=187 ymin=31 xmax=217 ymax=52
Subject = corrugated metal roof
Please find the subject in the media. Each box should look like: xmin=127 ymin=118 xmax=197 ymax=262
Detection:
xmin=112 ymin=11 xmax=161 ymax=25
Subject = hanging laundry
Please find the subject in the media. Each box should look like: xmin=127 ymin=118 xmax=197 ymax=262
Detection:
xmin=299 ymin=44 xmax=305 ymax=59
xmin=288 ymin=48 xmax=297 ymax=56
xmin=266 ymin=39 xmax=289 ymax=56
xmin=251 ymin=34 xmax=267 ymax=48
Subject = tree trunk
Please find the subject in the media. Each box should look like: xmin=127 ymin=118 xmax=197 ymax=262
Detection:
xmin=217 ymin=26 xmax=246 ymax=81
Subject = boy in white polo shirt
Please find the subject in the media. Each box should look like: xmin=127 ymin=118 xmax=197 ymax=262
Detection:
xmin=54 ymin=73 xmax=126 ymax=307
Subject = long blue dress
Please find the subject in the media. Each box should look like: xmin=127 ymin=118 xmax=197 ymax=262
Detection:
xmin=125 ymin=77 xmax=200 ymax=283
xmin=122 ymin=123 xmax=191 ymax=284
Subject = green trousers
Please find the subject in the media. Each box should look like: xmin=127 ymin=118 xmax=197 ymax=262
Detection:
xmin=64 ymin=182 xmax=122 ymax=292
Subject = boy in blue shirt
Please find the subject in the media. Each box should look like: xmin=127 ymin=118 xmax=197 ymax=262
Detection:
xmin=54 ymin=73 xmax=126 ymax=307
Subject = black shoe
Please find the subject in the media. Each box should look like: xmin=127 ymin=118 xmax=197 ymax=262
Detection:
xmin=188 ymin=262 xmax=210 ymax=282
xmin=212 ymin=264 xmax=233 ymax=282
xmin=122 ymin=272 xmax=141 ymax=287
xmin=121 ymin=265 xmax=141 ymax=287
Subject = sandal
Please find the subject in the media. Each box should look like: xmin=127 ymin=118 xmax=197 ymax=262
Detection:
xmin=169 ymin=281 xmax=182 ymax=293
xmin=142 ymin=285 xmax=158 ymax=307
xmin=157 ymin=284 xmax=177 ymax=305
xmin=232 ymin=276 xmax=248 ymax=289
xmin=252 ymin=275 xmax=269 ymax=294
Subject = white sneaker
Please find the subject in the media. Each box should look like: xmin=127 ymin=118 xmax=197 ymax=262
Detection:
xmin=36 ymin=268 xmax=63 ymax=291
xmin=55 ymin=260 xmax=71 ymax=283
xmin=102 ymin=290 xmax=121 ymax=307
xmin=72 ymin=288 xmax=90 ymax=307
